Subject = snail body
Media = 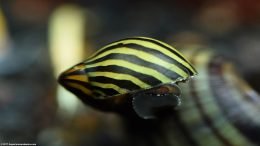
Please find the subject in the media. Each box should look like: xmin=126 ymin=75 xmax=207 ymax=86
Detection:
xmin=58 ymin=37 xmax=197 ymax=119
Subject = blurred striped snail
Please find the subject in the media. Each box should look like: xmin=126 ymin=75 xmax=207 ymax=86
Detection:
xmin=58 ymin=37 xmax=197 ymax=119
xmin=172 ymin=47 xmax=260 ymax=146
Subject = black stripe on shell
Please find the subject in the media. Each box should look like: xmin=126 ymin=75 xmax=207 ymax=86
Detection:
xmin=86 ymin=53 xmax=182 ymax=81
xmin=89 ymin=76 xmax=141 ymax=91
xmin=129 ymin=37 xmax=196 ymax=73
xmin=85 ymin=65 xmax=162 ymax=86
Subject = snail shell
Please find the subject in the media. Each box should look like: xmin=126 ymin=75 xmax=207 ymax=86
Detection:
xmin=157 ymin=47 xmax=260 ymax=146
xmin=58 ymin=37 xmax=197 ymax=118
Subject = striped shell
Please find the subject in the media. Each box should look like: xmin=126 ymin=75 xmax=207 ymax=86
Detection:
xmin=59 ymin=37 xmax=197 ymax=100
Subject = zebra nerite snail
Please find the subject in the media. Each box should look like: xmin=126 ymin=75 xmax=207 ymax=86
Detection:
xmin=58 ymin=37 xmax=197 ymax=119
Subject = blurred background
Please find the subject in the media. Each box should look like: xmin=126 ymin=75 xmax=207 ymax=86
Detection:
xmin=0 ymin=0 xmax=259 ymax=145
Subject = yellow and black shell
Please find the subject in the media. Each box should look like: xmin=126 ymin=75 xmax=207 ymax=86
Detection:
xmin=58 ymin=37 xmax=197 ymax=119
